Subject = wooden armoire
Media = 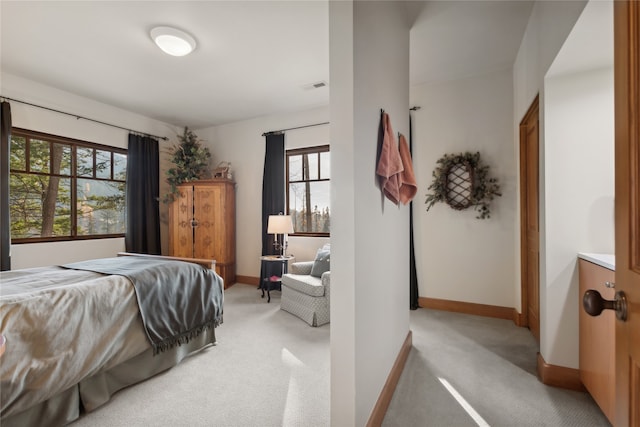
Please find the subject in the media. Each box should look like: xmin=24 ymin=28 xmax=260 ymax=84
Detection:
xmin=169 ymin=179 xmax=236 ymax=288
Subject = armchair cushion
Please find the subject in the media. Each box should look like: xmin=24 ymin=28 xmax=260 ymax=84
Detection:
xmin=310 ymin=248 xmax=331 ymax=277
xmin=281 ymin=274 xmax=325 ymax=297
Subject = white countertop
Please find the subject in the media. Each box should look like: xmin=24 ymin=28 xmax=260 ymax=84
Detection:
xmin=578 ymin=253 xmax=615 ymax=271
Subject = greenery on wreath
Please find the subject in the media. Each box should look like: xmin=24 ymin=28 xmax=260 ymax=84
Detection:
xmin=163 ymin=127 xmax=211 ymax=203
xmin=425 ymin=151 xmax=501 ymax=219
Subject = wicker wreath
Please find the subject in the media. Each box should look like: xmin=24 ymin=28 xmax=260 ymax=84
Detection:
xmin=425 ymin=151 xmax=501 ymax=219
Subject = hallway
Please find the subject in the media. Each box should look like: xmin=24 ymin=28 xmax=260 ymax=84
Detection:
xmin=384 ymin=309 xmax=609 ymax=426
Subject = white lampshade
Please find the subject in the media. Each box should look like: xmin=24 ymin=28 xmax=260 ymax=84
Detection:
xmin=150 ymin=26 xmax=196 ymax=57
xmin=267 ymin=215 xmax=294 ymax=234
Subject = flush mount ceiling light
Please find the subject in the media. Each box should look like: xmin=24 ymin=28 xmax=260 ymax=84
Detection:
xmin=150 ymin=26 xmax=196 ymax=57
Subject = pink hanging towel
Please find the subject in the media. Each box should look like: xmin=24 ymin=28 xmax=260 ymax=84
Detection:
xmin=376 ymin=112 xmax=404 ymax=205
xmin=398 ymin=133 xmax=417 ymax=205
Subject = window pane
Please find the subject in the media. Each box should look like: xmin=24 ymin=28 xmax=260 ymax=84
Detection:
xmin=77 ymin=147 xmax=94 ymax=177
xmin=77 ymin=178 xmax=126 ymax=235
xmin=114 ymin=153 xmax=127 ymax=180
xmin=10 ymin=129 xmax=127 ymax=241
xmin=289 ymin=182 xmax=304 ymax=221
xmin=289 ymin=181 xmax=330 ymax=233
xmin=52 ymin=143 xmax=72 ymax=176
xmin=29 ymin=139 xmax=50 ymax=173
xmin=306 ymin=153 xmax=318 ymax=180
xmin=10 ymin=136 xmax=26 ymax=171
xmin=289 ymin=154 xmax=302 ymax=182
xmin=95 ymin=149 xmax=111 ymax=179
xmin=47 ymin=177 xmax=72 ymax=237
xmin=10 ymin=173 xmax=71 ymax=238
xmin=320 ymin=151 xmax=330 ymax=179
xmin=10 ymin=172 xmax=43 ymax=238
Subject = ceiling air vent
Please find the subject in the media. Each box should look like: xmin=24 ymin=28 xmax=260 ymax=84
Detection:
xmin=302 ymin=81 xmax=328 ymax=91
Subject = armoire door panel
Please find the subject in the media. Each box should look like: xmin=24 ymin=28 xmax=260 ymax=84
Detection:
xmin=193 ymin=185 xmax=220 ymax=260
xmin=169 ymin=186 xmax=194 ymax=258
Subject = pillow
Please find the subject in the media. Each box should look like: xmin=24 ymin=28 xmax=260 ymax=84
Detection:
xmin=310 ymin=248 xmax=330 ymax=278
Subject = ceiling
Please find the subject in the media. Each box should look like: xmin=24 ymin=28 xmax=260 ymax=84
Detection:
xmin=1 ymin=1 xmax=535 ymax=130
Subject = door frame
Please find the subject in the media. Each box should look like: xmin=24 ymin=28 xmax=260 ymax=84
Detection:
xmin=519 ymin=95 xmax=540 ymax=337
xmin=613 ymin=1 xmax=639 ymax=424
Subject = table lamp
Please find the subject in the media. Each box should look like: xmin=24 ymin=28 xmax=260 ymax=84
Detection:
xmin=267 ymin=214 xmax=294 ymax=257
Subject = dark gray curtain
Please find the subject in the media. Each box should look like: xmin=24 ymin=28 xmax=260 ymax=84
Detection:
xmin=409 ymin=114 xmax=419 ymax=309
xmin=125 ymin=134 xmax=161 ymax=254
xmin=260 ymin=133 xmax=285 ymax=289
xmin=0 ymin=102 xmax=11 ymax=270
xmin=261 ymin=133 xmax=285 ymax=255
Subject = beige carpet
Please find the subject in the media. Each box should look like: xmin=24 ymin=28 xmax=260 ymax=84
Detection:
xmin=71 ymin=284 xmax=608 ymax=426
xmin=384 ymin=309 xmax=610 ymax=426
xmin=71 ymin=284 xmax=330 ymax=427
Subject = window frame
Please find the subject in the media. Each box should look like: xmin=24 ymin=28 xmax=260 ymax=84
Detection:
xmin=285 ymin=144 xmax=330 ymax=237
xmin=9 ymin=127 xmax=127 ymax=244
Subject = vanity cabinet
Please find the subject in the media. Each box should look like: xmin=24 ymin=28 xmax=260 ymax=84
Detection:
xmin=578 ymin=256 xmax=615 ymax=424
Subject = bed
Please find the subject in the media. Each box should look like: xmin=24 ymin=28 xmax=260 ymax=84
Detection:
xmin=0 ymin=252 xmax=224 ymax=427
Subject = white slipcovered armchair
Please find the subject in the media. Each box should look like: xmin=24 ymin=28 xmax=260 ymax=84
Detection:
xmin=280 ymin=245 xmax=330 ymax=327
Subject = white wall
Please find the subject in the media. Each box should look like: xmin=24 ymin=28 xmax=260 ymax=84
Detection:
xmin=543 ymin=67 xmax=614 ymax=367
xmin=196 ymin=106 xmax=330 ymax=279
xmin=3 ymin=71 xmax=331 ymax=275
xmin=513 ymin=0 xmax=591 ymax=368
xmin=411 ymin=68 xmax=516 ymax=308
xmin=514 ymin=1 xmax=588 ymax=316
xmin=2 ymin=73 xmax=180 ymax=268
xmin=330 ymin=1 xmax=410 ymax=425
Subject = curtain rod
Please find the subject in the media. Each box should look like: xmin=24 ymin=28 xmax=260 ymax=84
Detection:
xmin=261 ymin=106 xmax=420 ymax=137
xmin=0 ymin=96 xmax=169 ymax=141
xmin=262 ymin=121 xmax=329 ymax=137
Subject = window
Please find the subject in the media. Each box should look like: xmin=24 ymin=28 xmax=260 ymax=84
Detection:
xmin=286 ymin=145 xmax=330 ymax=236
xmin=9 ymin=128 xmax=127 ymax=242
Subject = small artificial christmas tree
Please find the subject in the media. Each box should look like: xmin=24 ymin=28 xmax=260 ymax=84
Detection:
xmin=164 ymin=127 xmax=211 ymax=203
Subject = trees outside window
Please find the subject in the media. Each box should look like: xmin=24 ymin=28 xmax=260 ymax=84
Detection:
xmin=9 ymin=128 xmax=126 ymax=242
xmin=286 ymin=145 xmax=330 ymax=236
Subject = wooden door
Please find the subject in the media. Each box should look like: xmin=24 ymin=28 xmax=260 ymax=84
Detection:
xmin=614 ymin=2 xmax=640 ymax=425
xmin=520 ymin=95 xmax=540 ymax=342
xmin=169 ymin=185 xmax=194 ymax=258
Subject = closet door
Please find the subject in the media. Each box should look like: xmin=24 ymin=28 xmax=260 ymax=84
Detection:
xmin=169 ymin=184 xmax=194 ymax=258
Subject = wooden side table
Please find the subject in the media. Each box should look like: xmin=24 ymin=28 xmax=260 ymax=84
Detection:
xmin=259 ymin=255 xmax=294 ymax=302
